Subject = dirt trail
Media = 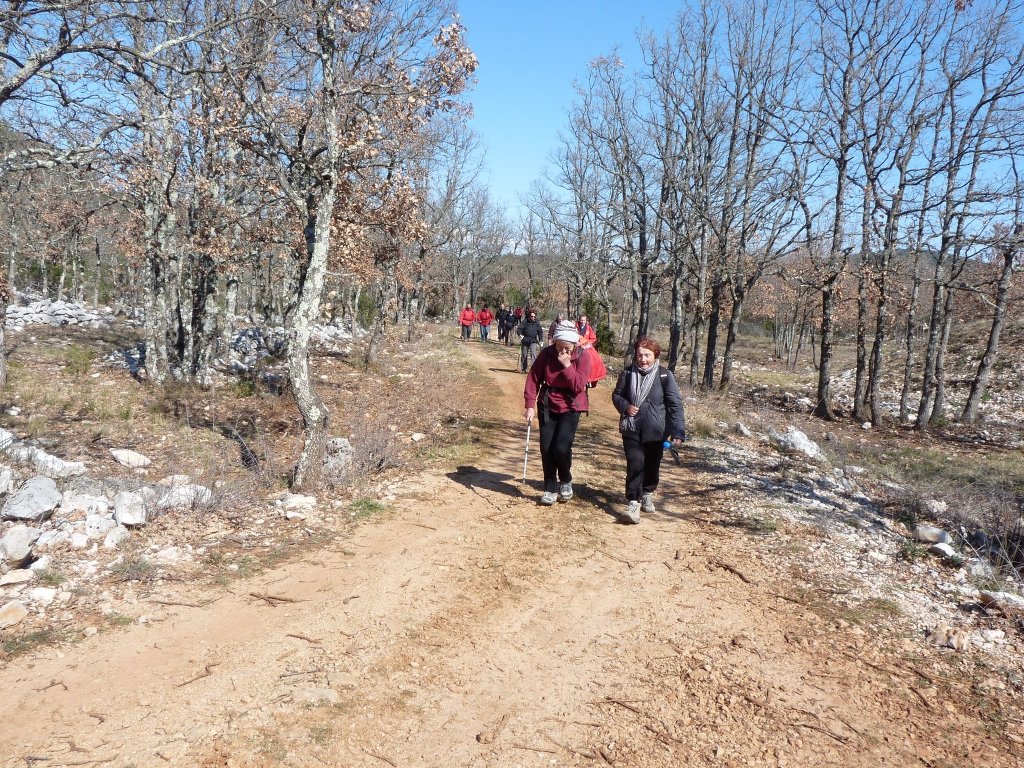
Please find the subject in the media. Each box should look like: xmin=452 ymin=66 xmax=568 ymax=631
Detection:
xmin=0 ymin=340 xmax=1016 ymax=767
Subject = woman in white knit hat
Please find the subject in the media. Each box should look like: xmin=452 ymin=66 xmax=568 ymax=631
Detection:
xmin=523 ymin=321 xmax=594 ymax=505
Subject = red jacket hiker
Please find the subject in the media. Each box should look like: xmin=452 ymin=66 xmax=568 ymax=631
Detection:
xmin=575 ymin=320 xmax=598 ymax=349
xmin=459 ymin=307 xmax=476 ymax=327
xmin=478 ymin=308 xmax=493 ymax=327
xmin=524 ymin=344 xmax=594 ymax=414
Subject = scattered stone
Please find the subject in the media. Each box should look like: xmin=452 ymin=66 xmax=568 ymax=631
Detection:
xmin=69 ymin=532 xmax=90 ymax=549
xmin=82 ymin=625 xmax=98 ymax=637
xmin=85 ymin=514 xmax=116 ymax=540
xmin=978 ymin=629 xmax=1006 ymax=644
xmin=923 ymin=499 xmax=948 ymax=517
xmin=410 ymin=432 xmax=427 ymax=443
xmin=113 ymin=491 xmax=148 ymax=527
xmin=0 ymin=569 xmax=34 ymax=586
xmin=929 ymin=543 xmax=960 ymax=561
xmin=284 ymin=510 xmax=307 ymax=521
xmin=28 ymin=555 xmax=51 ymax=572
xmin=768 ymin=426 xmax=824 ymax=461
xmin=735 ymin=422 xmax=753 ymax=438
xmin=110 ymin=449 xmax=152 ymax=469
xmin=0 ymin=465 xmax=18 ymax=495
xmin=2 ymin=476 xmax=61 ymax=522
xmin=861 ymin=421 xmax=872 ymax=430
xmin=913 ymin=525 xmax=953 ymax=545
xmin=323 ymin=437 xmax=355 ymax=477
xmin=0 ymin=524 xmax=41 ymax=563
xmin=61 ymin=493 xmax=110 ymax=516
xmin=28 ymin=587 xmax=57 ymax=606
xmin=104 ymin=525 xmax=130 ymax=549
xmin=0 ymin=600 xmax=29 ymax=628
xmin=279 ymin=493 xmax=316 ymax=512
xmin=927 ymin=625 xmax=969 ymax=651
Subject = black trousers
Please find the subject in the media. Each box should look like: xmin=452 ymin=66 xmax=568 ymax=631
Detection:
xmin=539 ymin=408 xmax=581 ymax=492
xmin=622 ymin=434 xmax=664 ymax=501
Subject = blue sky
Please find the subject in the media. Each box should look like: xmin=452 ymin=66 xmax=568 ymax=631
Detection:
xmin=456 ymin=0 xmax=682 ymax=214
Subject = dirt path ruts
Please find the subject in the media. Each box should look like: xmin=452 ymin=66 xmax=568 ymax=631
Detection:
xmin=0 ymin=339 xmax=1016 ymax=767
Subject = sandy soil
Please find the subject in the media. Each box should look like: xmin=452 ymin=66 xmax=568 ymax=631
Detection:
xmin=1 ymin=340 xmax=1020 ymax=768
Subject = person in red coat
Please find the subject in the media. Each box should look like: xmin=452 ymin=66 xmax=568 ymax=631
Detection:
xmin=575 ymin=314 xmax=598 ymax=349
xmin=459 ymin=304 xmax=476 ymax=341
xmin=523 ymin=321 xmax=594 ymax=505
xmin=477 ymin=305 xmax=494 ymax=342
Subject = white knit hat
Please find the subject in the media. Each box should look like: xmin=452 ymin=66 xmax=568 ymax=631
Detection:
xmin=552 ymin=321 xmax=579 ymax=344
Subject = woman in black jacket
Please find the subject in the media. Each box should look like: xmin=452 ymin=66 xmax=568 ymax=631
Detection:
xmin=611 ymin=337 xmax=686 ymax=524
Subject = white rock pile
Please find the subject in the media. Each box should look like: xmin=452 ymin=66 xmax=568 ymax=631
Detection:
xmin=5 ymin=297 xmax=114 ymax=330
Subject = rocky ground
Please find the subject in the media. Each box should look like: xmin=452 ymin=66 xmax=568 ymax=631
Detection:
xmin=0 ymin=327 xmax=1022 ymax=768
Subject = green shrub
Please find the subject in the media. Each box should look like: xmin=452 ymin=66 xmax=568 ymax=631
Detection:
xmin=62 ymin=344 xmax=97 ymax=377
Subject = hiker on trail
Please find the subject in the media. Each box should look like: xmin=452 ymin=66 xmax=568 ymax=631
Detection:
xmin=496 ymin=304 xmax=510 ymax=343
xmin=501 ymin=308 xmax=517 ymax=346
xmin=517 ymin=309 xmax=544 ymax=372
xmin=459 ymin=304 xmax=476 ymax=341
xmin=575 ymin=314 xmax=598 ymax=349
xmin=478 ymin=305 xmax=494 ymax=343
xmin=547 ymin=313 xmax=565 ymax=344
xmin=611 ymin=337 xmax=686 ymax=525
xmin=523 ymin=321 xmax=594 ymax=506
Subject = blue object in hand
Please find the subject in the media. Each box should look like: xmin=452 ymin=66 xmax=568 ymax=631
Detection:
xmin=663 ymin=440 xmax=672 ymax=449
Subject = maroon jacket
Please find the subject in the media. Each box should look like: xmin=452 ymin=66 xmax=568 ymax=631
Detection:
xmin=524 ymin=344 xmax=593 ymax=414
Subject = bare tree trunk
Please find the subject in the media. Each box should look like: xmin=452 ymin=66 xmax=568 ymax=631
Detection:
xmin=899 ymin=262 xmax=922 ymax=423
xmin=961 ymin=235 xmax=1017 ymax=424
xmin=929 ymin=289 xmax=956 ymax=427
xmin=290 ymin=193 xmax=335 ymax=491
xmin=815 ymin=271 xmax=840 ymax=420
xmin=852 ymin=266 xmax=869 ymax=421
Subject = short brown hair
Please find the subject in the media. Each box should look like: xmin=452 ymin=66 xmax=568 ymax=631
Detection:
xmin=634 ymin=337 xmax=662 ymax=358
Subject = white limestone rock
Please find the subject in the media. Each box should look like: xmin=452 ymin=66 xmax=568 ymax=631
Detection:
xmin=278 ymin=493 xmax=316 ymax=512
xmin=0 ymin=524 xmax=41 ymax=563
xmin=61 ymin=493 xmax=110 ymax=516
xmin=913 ymin=525 xmax=953 ymax=545
xmin=104 ymin=525 xmax=130 ymax=549
xmin=85 ymin=514 xmax=116 ymax=540
xmin=28 ymin=587 xmax=56 ymax=606
xmin=929 ymin=542 xmax=960 ymax=561
xmin=110 ymin=449 xmax=152 ymax=469
xmin=768 ymin=426 xmax=824 ymax=461
xmin=113 ymin=491 xmax=148 ymax=527
xmin=0 ymin=600 xmax=28 ymax=629
xmin=2 ymin=476 xmax=61 ymax=522
xmin=0 ymin=569 xmax=34 ymax=586
xmin=0 ymin=465 xmax=18 ymax=495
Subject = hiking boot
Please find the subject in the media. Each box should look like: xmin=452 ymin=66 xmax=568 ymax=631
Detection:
xmin=641 ymin=493 xmax=655 ymax=514
xmin=622 ymin=500 xmax=641 ymax=524
xmin=539 ymin=491 xmax=558 ymax=506
xmin=558 ymin=483 xmax=574 ymax=502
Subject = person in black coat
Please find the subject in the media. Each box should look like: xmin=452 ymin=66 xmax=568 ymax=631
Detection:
xmin=611 ymin=337 xmax=686 ymax=524
xmin=516 ymin=310 xmax=544 ymax=372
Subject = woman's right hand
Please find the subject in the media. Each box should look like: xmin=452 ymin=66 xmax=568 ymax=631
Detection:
xmin=626 ymin=404 xmax=639 ymax=416
xmin=525 ymin=407 xmax=535 ymax=424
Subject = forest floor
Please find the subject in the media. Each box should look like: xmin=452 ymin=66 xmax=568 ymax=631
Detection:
xmin=1 ymin=330 xmax=1023 ymax=767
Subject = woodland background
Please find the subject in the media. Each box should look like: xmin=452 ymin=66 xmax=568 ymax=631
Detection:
xmin=1 ymin=0 xmax=1023 ymax=488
